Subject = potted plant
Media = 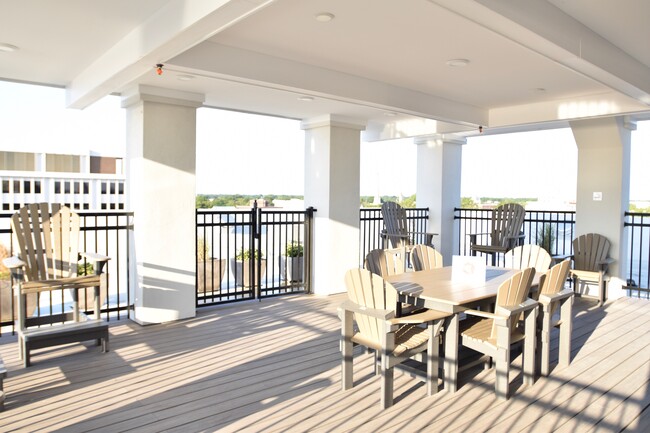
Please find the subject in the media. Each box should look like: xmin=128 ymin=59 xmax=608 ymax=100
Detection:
xmin=280 ymin=241 xmax=304 ymax=282
xmin=536 ymin=223 xmax=556 ymax=254
xmin=230 ymin=248 xmax=266 ymax=287
xmin=197 ymin=237 xmax=226 ymax=294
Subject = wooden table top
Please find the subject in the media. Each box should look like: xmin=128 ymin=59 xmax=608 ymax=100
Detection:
xmin=386 ymin=266 xmax=536 ymax=307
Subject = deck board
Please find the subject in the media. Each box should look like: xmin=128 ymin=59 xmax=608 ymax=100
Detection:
xmin=1 ymin=295 xmax=649 ymax=432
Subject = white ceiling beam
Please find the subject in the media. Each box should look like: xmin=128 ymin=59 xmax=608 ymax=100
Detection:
xmin=66 ymin=0 xmax=276 ymax=109
xmin=431 ymin=0 xmax=650 ymax=106
xmin=170 ymin=42 xmax=488 ymax=127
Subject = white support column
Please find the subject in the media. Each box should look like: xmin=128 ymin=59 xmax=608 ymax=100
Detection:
xmin=570 ymin=116 xmax=634 ymax=300
xmin=302 ymin=115 xmax=365 ymax=295
xmin=122 ymin=85 xmax=204 ymax=324
xmin=415 ymin=134 xmax=465 ymax=265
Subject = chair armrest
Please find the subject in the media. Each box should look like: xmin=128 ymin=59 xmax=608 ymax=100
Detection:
xmin=3 ymin=256 xmax=26 ymax=281
xmin=79 ymin=252 xmax=111 ymax=274
xmin=388 ymin=309 xmax=450 ymax=325
xmin=338 ymin=300 xmax=395 ymax=321
xmin=3 ymin=256 xmax=25 ymax=269
xmin=497 ymin=298 xmax=539 ymax=316
xmin=553 ymin=254 xmax=573 ymax=261
xmin=539 ymin=288 xmax=574 ymax=305
xmin=463 ymin=309 xmax=499 ymax=320
xmin=598 ymin=257 xmax=615 ymax=268
xmin=410 ymin=231 xmax=439 ymax=237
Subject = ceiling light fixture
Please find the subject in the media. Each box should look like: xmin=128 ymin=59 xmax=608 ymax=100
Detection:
xmin=177 ymin=74 xmax=195 ymax=81
xmin=315 ymin=12 xmax=334 ymax=22
xmin=0 ymin=43 xmax=19 ymax=52
xmin=298 ymin=96 xmax=314 ymax=102
xmin=155 ymin=64 xmax=164 ymax=75
xmin=446 ymin=58 xmax=470 ymax=67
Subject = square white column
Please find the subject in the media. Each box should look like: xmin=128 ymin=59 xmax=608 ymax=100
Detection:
xmin=122 ymin=85 xmax=204 ymax=324
xmin=302 ymin=115 xmax=365 ymax=295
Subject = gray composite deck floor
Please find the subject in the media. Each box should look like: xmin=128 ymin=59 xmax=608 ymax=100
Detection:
xmin=0 ymin=294 xmax=649 ymax=432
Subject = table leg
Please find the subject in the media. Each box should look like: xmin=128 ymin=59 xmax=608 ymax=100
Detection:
xmin=444 ymin=314 xmax=459 ymax=393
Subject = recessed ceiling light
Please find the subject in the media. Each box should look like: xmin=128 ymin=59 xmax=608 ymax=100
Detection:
xmin=298 ymin=96 xmax=314 ymax=102
xmin=177 ymin=74 xmax=195 ymax=81
xmin=446 ymin=58 xmax=470 ymax=67
xmin=315 ymin=12 xmax=334 ymax=22
xmin=0 ymin=43 xmax=19 ymax=52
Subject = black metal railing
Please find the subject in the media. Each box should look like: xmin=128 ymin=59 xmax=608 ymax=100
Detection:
xmin=454 ymin=208 xmax=576 ymax=258
xmin=359 ymin=207 xmax=430 ymax=267
xmin=624 ymin=212 xmax=650 ymax=298
xmin=0 ymin=210 xmax=134 ymax=335
xmin=196 ymin=206 xmax=315 ymax=307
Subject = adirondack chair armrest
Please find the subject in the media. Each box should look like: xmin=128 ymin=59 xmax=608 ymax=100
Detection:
xmin=388 ymin=309 xmax=450 ymax=325
xmin=463 ymin=309 xmax=499 ymax=320
xmin=498 ymin=298 xmax=539 ymax=316
xmin=538 ymin=288 xmax=574 ymax=306
xmin=2 ymin=256 xmax=26 ymax=281
xmin=553 ymin=254 xmax=573 ymax=262
xmin=338 ymin=300 xmax=395 ymax=321
xmin=468 ymin=233 xmax=490 ymax=244
xmin=79 ymin=252 xmax=111 ymax=274
xmin=597 ymin=257 xmax=615 ymax=270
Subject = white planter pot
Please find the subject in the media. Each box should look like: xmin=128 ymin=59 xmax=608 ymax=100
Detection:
xmin=230 ymin=259 xmax=267 ymax=287
xmin=280 ymin=256 xmax=303 ymax=282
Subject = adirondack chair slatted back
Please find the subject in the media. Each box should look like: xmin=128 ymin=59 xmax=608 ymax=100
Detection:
xmin=573 ymin=233 xmax=610 ymax=272
xmin=410 ymin=244 xmax=443 ymax=271
xmin=504 ymin=244 xmax=552 ymax=274
xmin=345 ymin=268 xmax=397 ymax=344
xmin=492 ymin=267 xmax=535 ymax=339
xmin=11 ymin=203 xmax=80 ymax=282
xmin=491 ymin=203 xmax=526 ymax=248
xmin=381 ymin=202 xmax=409 ymax=248
xmin=538 ymin=259 xmax=571 ymax=314
xmin=365 ymin=248 xmax=406 ymax=277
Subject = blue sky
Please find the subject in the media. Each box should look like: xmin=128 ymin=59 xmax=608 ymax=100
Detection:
xmin=1 ymin=80 xmax=648 ymax=201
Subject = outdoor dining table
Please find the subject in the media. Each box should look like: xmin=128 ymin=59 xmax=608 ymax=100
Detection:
xmin=386 ymin=266 xmax=539 ymax=393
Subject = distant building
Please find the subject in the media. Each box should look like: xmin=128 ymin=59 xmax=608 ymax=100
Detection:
xmin=0 ymin=151 xmax=125 ymax=211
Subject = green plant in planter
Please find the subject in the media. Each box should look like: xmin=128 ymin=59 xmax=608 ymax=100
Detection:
xmin=77 ymin=261 xmax=94 ymax=276
xmin=235 ymin=248 xmax=263 ymax=260
xmin=285 ymin=241 xmax=304 ymax=258
xmin=536 ymin=223 xmax=556 ymax=253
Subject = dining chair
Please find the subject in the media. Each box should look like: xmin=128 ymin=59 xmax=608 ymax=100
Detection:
xmin=459 ymin=267 xmax=538 ymax=399
xmin=536 ymin=259 xmax=573 ymax=376
xmin=364 ymin=247 xmax=407 ymax=277
xmin=339 ymin=268 xmax=451 ymax=408
xmin=566 ymin=233 xmax=614 ymax=307
xmin=3 ymin=203 xmax=110 ymax=367
xmin=469 ymin=203 xmax=526 ymax=265
xmin=410 ymin=244 xmax=443 ymax=271
xmin=504 ymin=244 xmax=552 ymax=274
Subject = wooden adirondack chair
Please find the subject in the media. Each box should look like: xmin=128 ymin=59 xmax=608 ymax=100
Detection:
xmin=566 ymin=233 xmax=614 ymax=307
xmin=364 ymin=248 xmax=407 ymax=278
xmin=459 ymin=267 xmax=538 ymax=399
xmin=3 ymin=203 xmax=110 ymax=367
xmin=410 ymin=244 xmax=444 ymax=271
xmin=339 ymin=268 xmax=451 ymax=408
xmin=381 ymin=201 xmax=436 ymax=249
xmin=536 ymin=259 xmax=573 ymax=376
xmin=504 ymin=244 xmax=552 ymax=274
xmin=469 ymin=203 xmax=526 ymax=266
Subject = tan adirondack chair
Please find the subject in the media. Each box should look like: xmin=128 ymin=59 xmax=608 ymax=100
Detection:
xmin=364 ymin=248 xmax=407 ymax=277
xmin=339 ymin=268 xmax=451 ymax=408
xmin=469 ymin=203 xmax=526 ymax=266
xmin=536 ymin=259 xmax=573 ymax=376
xmin=381 ymin=201 xmax=436 ymax=249
xmin=3 ymin=203 xmax=110 ymax=367
xmin=460 ymin=267 xmax=538 ymax=399
xmin=410 ymin=244 xmax=444 ymax=271
xmin=567 ymin=233 xmax=614 ymax=307
xmin=504 ymin=244 xmax=552 ymax=274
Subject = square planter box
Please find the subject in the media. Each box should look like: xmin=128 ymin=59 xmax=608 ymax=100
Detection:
xmin=280 ymin=256 xmax=303 ymax=282
xmin=197 ymin=258 xmax=227 ymax=294
xmin=230 ymin=259 xmax=267 ymax=287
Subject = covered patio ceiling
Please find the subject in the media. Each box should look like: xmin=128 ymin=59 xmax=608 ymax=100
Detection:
xmin=1 ymin=0 xmax=650 ymax=140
